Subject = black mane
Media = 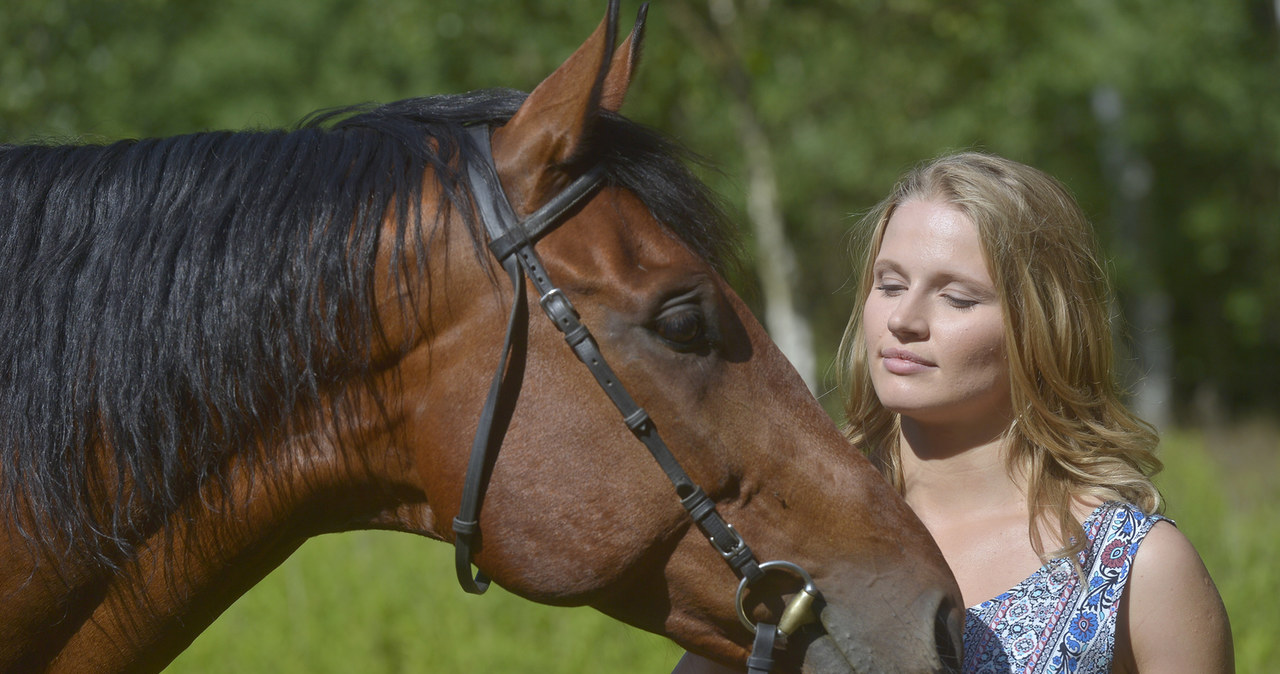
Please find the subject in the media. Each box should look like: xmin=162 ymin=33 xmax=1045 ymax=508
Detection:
xmin=0 ymin=88 xmax=735 ymax=569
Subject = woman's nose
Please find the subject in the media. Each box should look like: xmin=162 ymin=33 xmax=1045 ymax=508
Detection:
xmin=887 ymin=294 xmax=928 ymax=340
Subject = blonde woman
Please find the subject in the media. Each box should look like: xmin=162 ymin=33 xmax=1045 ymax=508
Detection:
xmin=837 ymin=151 xmax=1231 ymax=673
xmin=675 ymin=153 xmax=1231 ymax=672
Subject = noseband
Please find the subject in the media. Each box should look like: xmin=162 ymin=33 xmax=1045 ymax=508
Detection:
xmin=452 ymin=125 xmax=819 ymax=672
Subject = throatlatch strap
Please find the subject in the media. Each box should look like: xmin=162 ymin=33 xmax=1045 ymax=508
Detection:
xmin=451 ymin=253 xmax=525 ymax=595
xmin=453 ymin=125 xmax=602 ymax=595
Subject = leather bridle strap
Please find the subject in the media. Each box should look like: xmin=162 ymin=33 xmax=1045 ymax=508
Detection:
xmin=449 ymin=248 xmax=523 ymax=595
xmin=452 ymin=125 xmax=817 ymax=674
xmin=453 ymin=124 xmax=765 ymax=594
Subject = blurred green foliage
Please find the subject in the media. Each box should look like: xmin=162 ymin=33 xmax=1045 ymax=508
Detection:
xmin=4 ymin=0 xmax=1276 ymax=416
xmin=4 ymin=1 xmax=1276 ymax=669
xmin=1155 ymin=428 xmax=1280 ymax=672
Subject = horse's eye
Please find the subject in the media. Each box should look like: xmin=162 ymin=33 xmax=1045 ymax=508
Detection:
xmin=653 ymin=309 xmax=705 ymax=349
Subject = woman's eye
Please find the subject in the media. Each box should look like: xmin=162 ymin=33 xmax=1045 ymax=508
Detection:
xmin=874 ymin=284 xmax=906 ymax=296
xmin=654 ymin=309 xmax=705 ymax=348
xmin=943 ymin=294 xmax=979 ymax=310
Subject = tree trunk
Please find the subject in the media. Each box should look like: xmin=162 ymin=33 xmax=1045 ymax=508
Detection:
xmin=672 ymin=0 xmax=817 ymax=392
xmin=1092 ymin=86 xmax=1173 ymax=428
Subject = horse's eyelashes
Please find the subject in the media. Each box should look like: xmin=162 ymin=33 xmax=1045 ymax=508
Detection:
xmin=653 ymin=308 xmax=705 ymax=348
xmin=646 ymin=285 xmax=719 ymax=353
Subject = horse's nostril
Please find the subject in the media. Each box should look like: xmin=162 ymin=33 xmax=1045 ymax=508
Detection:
xmin=934 ymin=593 xmax=964 ymax=672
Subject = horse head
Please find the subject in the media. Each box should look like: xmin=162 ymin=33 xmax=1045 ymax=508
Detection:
xmin=376 ymin=3 xmax=963 ymax=671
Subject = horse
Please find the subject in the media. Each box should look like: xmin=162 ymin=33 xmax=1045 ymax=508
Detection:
xmin=0 ymin=3 xmax=962 ymax=672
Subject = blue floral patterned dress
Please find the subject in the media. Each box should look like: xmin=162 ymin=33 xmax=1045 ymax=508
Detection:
xmin=963 ymin=502 xmax=1165 ymax=673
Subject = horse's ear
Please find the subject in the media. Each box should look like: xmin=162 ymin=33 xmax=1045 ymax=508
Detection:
xmin=491 ymin=1 xmax=646 ymax=215
xmin=601 ymin=4 xmax=648 ymax=112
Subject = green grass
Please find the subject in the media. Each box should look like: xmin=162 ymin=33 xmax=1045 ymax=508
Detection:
xmin=166 ymin=533 xmax=684 ymax=673
xmin=168 ymin=429 xmax=1276 ymax=673
xmin=1156 ymin=428 xmax=1279 ymax=673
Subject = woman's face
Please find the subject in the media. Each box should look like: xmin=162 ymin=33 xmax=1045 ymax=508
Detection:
xmin=862 ymin=198 xmax=1011 ymax=427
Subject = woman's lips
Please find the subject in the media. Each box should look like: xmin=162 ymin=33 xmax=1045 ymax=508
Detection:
xmin=880 ymin=348 xmax=936 ymax=375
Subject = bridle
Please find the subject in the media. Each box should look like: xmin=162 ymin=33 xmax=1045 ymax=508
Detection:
xmin=451 ymin=124 xmax=820 ymax=673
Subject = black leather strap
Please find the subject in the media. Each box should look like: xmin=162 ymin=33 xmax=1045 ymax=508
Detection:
xmin=450 ymin=251 xmax=523 ymax=594
xmin=746 ymin=623 xmax=778 ymax=674
xmin=487 ymin=168 xmax=605 ymax=262
xmin=451 ymin=127 xmax=605 ymax=594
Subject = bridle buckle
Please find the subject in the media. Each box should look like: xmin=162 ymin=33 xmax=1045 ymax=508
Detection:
xmin=538 ymin=287 xmax=576 ymax=322
xmin=711 ymin=523 xmax=746 ymax=559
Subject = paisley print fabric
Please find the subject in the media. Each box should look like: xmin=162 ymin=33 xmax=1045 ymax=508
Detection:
xmin=963 ymin=502 xmax=1165 ymax=673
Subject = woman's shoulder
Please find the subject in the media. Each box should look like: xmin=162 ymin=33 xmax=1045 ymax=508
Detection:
xmin=1125 ymin=518 xmax=1222 ymax=615
xmin=1114 ymin=518 xmax=1234 ymax=672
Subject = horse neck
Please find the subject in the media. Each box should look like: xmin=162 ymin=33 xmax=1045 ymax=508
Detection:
xmin=0 ymin=399 xmax=418 ymax=673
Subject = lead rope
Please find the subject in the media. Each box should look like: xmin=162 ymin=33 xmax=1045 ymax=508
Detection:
xmin=454 ymin=125 xmax=817 ymax=671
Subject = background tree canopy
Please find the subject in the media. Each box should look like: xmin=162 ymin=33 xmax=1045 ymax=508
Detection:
xmin=4 ymin=0 xmax=1277 ymax=421
xmin=5 ymin=2 xmax=1278 ymax=671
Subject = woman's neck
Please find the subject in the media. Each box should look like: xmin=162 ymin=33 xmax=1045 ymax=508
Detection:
xmin=897 ymin=414 xmax=1025 ymax=519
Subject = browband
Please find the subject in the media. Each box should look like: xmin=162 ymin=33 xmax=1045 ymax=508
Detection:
xmin=464 ymin=126 xmax=606 ymax=260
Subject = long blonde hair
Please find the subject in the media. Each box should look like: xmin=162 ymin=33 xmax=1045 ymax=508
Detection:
xmin=837 ymin=152 xmax=1162 ymax=563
